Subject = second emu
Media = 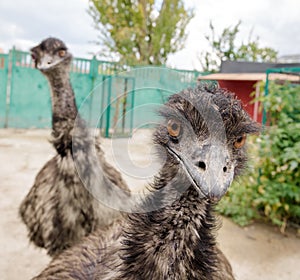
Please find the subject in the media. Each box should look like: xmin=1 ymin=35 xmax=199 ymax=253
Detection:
xmin=19 ymin=37 xmax=130 ymax=257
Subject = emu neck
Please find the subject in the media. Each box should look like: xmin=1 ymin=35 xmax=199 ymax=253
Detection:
xmin=46 ymin=69 xmax=78 ymax=129
xmin=45 ymin=68 xmax=82 ymax=155
xmin=120 ymin=166 xmax=218 ymax=279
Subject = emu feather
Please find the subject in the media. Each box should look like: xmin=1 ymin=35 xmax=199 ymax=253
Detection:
xmin=19 ymin=37 xmax=130 ymax=257
xmin=34 ymin=84 xmax=260 ymax=279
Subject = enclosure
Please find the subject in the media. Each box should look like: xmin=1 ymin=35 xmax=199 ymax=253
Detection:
xmin=0 ymin=48 xmax=200 ymax=137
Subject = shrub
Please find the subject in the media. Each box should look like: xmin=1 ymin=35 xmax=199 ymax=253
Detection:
xmin=217 ymin=136 xmax=261 ymax=226
xmin=217 ymin=82 xmax=300 ymax=231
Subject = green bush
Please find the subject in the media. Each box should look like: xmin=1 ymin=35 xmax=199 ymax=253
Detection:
xmin=217 ymin=82 xmax=300 ymax=231
xmin=217 ymin=137 xmax=261 ymax=226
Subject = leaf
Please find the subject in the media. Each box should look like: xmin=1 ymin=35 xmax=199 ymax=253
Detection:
xmin=199 ymin=20 xmax=277 ymax=71
xmin=290 ymin=160 xmax=298 ymax=171
xmin=89 ymin=0 xmax=194 ymax=65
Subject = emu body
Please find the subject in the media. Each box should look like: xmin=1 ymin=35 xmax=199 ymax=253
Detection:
xmin=19 ymin=37 xmax=130 ymax=257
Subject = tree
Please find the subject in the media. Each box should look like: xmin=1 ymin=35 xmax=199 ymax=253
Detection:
xmin=199 ymin=21 xmax=278 ymax=72
xmin=88 ymin=0 xmax=194 ymax=66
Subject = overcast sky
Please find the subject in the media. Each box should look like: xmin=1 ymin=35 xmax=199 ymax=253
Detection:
xmin=0 ymin=0 xmax=299 ymax=70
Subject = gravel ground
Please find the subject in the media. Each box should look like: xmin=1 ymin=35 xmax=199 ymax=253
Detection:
xmin=0 ymin=129 xmax=299 ymax=280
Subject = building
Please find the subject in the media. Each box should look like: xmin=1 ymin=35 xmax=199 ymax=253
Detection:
xmin=198 ymin=61 xmax=300 ymax=122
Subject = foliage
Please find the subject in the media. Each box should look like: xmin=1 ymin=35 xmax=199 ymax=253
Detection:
xmin=218 ymin=82 xmax=300 ymax=231
xmin=199 ymin=21 xmax=278 ymax=72
xmin=217 ymin=137 xmax=261 ymax=226
xmin=88 ymin=0 xmax=194 ymax=66
xmin=255 ymin=82 xmax=300 ymax=230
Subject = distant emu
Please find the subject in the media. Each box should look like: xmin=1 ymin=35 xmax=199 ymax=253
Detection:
xmin=19 ymin=37 xmax=130 ymax=257
xmin=33 ymin=85 xmax=260 ymax=279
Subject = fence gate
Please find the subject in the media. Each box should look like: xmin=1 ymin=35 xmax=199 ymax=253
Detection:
xmin=102 ymin=76 xmax=135 ymax=138
xmin=76 ymin=60 xmax=136 ymax=138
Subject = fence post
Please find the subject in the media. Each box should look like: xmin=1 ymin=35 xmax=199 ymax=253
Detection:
xmin=121 ymin=78 xmax=128 ymax=134
xmin=262 ymin=71 xmax=270 ymax=126
xmin=129 ymin=78 xmax=135 ymax=137
xmin=86 ymin=56 xmax=98 ymax=124
xmin=4 ymin=47 xmax=15 ymax=128
xmin=90 ymin=55 xmax=98 ymax=91
xmin=104 ymin=77 xmax=112 ymax=138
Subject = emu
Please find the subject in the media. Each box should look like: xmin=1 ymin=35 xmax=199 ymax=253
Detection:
xmin=19 ymin=37 xmax=130 ymax=257
xmin=33 ymin=84 xmax=260 ymax=279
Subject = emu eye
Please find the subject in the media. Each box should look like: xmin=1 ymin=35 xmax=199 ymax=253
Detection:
xmin=58 ymin=49 xmax=66 ymax=57
xmin=234 ymin=134 xmax=247 ymax=148
xmin=167 ymin=120 xmax=181 ymax=138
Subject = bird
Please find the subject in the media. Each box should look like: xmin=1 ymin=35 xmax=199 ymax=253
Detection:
xmin=19 ymin=37 xmax=130 ymax=257
xmin=32 ymin=84 xmax=260 ymax=279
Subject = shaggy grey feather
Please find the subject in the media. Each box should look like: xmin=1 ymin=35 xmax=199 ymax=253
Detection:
xmin=33 ymin=85 xmax=260 ymax=279
xmin=19 ymin=37 xmax=130 ymax=257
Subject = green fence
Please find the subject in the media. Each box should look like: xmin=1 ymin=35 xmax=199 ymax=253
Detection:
xmin=0 ymin=53 xmax=8 ymax=127
xmin=0 ymin=48 xmax=202 ymax=136
xmin=7 ymin=50 xmax=51 ymax=128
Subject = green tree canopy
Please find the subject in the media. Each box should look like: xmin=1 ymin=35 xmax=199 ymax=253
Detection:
xmin=89 ymin=0 xmax=194 ymax=66
xmin=199 ymin=21 xmax=278 ymax=72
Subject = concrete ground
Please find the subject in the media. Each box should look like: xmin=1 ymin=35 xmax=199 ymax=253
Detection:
xmin=0 ymin=129 xmax=299 ymax=280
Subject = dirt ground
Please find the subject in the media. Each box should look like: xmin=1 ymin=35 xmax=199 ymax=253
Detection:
xmin=0 ymin=129 xmax=299 ymax=280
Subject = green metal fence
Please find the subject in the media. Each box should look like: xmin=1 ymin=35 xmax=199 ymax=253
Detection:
xmin=7 ymin=49 xmax=51 ymax=128
xmin=0 ymin=53 xmax=8 ymax=127
xmin=0 ymin=48 xmax=202 ymax=136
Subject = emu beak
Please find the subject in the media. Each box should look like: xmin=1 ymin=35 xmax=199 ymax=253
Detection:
xmin=36 ymin=53 xmax=55 ymax=71
xmin=171 ymin=142 xmax=234 ymax=201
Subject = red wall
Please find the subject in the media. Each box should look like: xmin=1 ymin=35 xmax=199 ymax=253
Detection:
xmin=218 ymin=80 xmax=262 ymax=123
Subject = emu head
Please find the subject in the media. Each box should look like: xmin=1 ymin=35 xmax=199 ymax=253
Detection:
xmin=30 ymin=37 xmax=72 ymax=73
xmin=154 ymin=85 xmax=260 ymax=202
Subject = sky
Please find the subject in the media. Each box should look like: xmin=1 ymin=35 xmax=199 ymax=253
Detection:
xmin=0 ymin=0 xmax=299 ymax=70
